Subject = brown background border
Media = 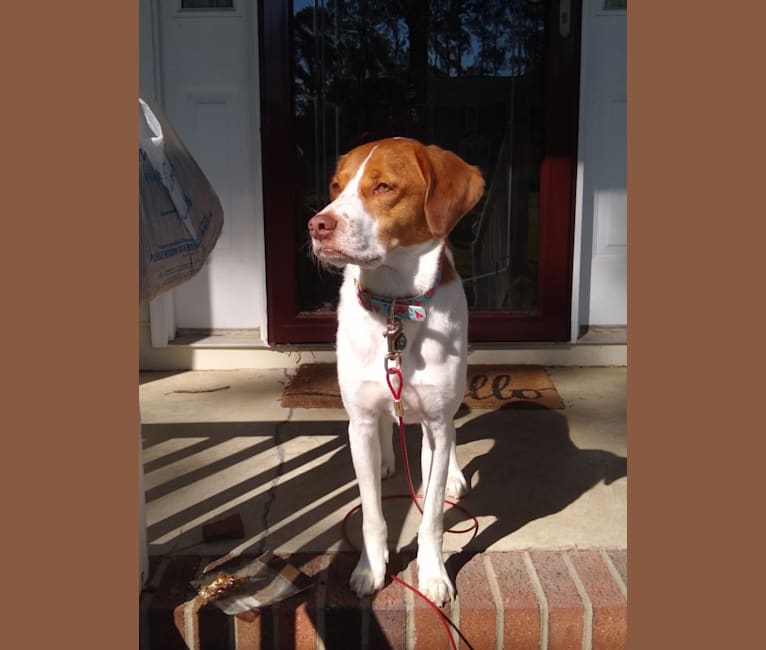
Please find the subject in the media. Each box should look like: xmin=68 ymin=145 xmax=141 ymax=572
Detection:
xmin=2 ymin=2 xmax=763 ymax=648
xmin=3 ymin=2 xmax=138 ymax=648
xmin=629 ymin=2 xmax=763 ymax=648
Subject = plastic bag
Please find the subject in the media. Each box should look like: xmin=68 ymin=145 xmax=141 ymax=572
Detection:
xmin=190 ymin=552 xmax=314 ymax=617
xmin=139 ymin=97 xmax=223 ymax=303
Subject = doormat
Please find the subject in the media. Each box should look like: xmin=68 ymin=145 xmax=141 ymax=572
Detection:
xmin=280 ymin=363 xmax=564 ymax=410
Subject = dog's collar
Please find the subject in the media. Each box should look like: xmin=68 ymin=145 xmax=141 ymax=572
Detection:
xmin=355 ymin=262 xmax=442 ymax=322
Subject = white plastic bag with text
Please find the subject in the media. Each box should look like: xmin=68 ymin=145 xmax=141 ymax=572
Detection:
xmin=139 ymin=97 xmax=223 ymax=303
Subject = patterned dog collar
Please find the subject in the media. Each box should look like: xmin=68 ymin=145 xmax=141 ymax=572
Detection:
xmin=356 ymin=264 xmax=442 ymax=322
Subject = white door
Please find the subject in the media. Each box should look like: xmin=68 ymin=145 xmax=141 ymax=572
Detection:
xmin=156 ymin=0 xmax=265 ymax=331
xmin=578 ymin=2 xmax=627 ymax=327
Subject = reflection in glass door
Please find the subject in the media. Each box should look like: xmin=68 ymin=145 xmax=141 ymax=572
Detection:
xmin=261 ymin=0 xmax=580 ymax=343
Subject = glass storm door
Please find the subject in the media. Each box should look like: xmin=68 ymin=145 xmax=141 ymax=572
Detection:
xmin=261 ymin=0 xmax=581 ymax=344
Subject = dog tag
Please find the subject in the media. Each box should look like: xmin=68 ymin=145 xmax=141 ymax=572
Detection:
xmin=386 ymin=318 xmax=407 ymax=356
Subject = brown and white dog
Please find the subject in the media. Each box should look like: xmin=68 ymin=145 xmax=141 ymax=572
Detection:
xmin=308 ymin=137 xmax=484 ymax=605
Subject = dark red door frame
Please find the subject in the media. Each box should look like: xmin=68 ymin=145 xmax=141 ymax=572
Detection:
xmin=259 ymin=0 xmax=324 ymax=344
xmin=260 ymin=0 xmax=581 ymax=345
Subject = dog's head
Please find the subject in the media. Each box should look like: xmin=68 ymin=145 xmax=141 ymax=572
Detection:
xmin=308 ymin=138 xmax=484 ymax=269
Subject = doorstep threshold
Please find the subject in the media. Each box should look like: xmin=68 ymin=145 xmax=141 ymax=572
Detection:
xmin=168 ymin=327 xmax=628 ymax=349
xmin=168 ymin=328 xmax=268 ymax=349
xmin=145 ymin=329 xmax=627 ymax=369
xmin=577 ymin=325 xmax=627 ymax=345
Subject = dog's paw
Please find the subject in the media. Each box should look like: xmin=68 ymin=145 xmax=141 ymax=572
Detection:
xmin=445 ymin=469 xmax=469 ymax=500
xmin=418 ymin=571 xmax=455 ymax=607
xmin=350 ymin=551 xmax=387 ymax=597
xmin=417 ymin=549 xmax=455 ymax=606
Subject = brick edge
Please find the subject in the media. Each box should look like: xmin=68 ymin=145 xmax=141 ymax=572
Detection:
xmin=145 ymin=550 xmax=627 ymax=649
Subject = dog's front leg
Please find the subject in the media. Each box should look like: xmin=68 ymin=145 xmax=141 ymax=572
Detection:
xmin=422 ymin=424 xmax=468 ymax=500
xmin=417 ymin=420 xmax=455 ymax=606
xmin=348 ymin=416 xmax=388 ymax=597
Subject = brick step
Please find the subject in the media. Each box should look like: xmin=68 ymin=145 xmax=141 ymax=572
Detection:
xmin=141 ymin=550 xmax=627 ymax=649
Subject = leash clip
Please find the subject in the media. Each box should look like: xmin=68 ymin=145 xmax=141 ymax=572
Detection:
xmin=384 ymin=303 xmax=407 ymax=416
xmin=384 ymin=315 xmax=407 ymax=361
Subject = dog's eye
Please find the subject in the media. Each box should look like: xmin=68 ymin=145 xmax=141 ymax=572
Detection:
xmin=374 ymin=182 xmax=393 ymax=194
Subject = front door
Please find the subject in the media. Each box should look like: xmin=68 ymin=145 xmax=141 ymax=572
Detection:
xmin=261 ymin=0 xmax=581 ymax=344
xmin=156 ymin=0 xmax=265 ymax=331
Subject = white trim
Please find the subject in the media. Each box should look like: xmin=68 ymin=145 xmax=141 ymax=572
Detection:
xmin=571 ymin=0 xmax=591 ymax=342
xmin=151 ymin=0 xmax=163 ymax=103
xmin=572 ymin=0 xmax=630 ymax=336
xmin=247 ymin=3 xmax=269 ymax=338
xmin=142 ymin=0 xmax=178 ymax=350
xmin=149 ymin=292 xmax=176 ymax=347
xmin=138 ymin=0 xmax=164 ymax=104
xmin=571 ymin=159 xmax=585 ymax=343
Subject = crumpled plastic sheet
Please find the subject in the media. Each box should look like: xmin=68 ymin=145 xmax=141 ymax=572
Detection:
xmin=189 ymin=551 xmax=314 ymax=616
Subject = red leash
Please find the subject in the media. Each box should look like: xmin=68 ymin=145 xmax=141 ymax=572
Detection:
xmin=341 ymin=352 xmax=479 ymax=649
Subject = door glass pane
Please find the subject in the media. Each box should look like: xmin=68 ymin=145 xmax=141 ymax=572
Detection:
xmin=293 ymin=0 xmax=545 ymax=313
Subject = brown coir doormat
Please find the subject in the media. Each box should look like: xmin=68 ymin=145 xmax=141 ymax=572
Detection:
xmin=280 ymin=363 xmax=564 ymax=410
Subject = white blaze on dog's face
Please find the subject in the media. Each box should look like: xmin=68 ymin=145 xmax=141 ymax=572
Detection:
xmin=308 ymin=138 xmax=485 ymax=269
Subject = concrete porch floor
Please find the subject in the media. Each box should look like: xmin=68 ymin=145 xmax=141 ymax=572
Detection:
xmin=139 ymin=365 xmax=626 ymax=648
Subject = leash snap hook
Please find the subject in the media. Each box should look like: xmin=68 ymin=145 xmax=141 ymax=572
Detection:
xmin=385 ymin=316 xmax=407 ymax=358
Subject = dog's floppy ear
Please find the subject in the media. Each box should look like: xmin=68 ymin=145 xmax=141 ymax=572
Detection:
xmin=417 ymin=145 xmax=485 ymax=239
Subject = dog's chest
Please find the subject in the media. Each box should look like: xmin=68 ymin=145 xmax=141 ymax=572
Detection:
xmin=336 ymin=272 xmax=467 ymax=419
